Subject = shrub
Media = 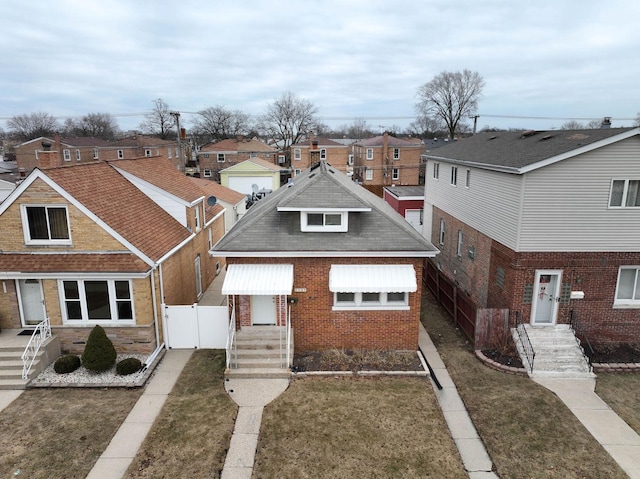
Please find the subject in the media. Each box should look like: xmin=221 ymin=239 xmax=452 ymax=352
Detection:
xmin=81 ymin=325 xmax=117 ymax=372
xmin=116 ymin=357 xmax=143 ymax=376
xmin=54 ymin=354 xmax=81 ymax=374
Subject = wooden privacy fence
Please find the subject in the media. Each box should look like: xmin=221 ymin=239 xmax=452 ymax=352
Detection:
xmin=475 ymin=308 xmax=510 ymax=350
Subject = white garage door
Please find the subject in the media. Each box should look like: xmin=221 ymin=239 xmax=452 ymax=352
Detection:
xmin=228 ymin=176 xmax=273 ymax=195
xmin=405 ymin=209 xmax=423 ymax=232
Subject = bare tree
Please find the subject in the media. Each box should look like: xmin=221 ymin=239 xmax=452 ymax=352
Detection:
xmin=63 ymin=113 xmax=119 ymax=139
xmin=416 ymin=70 xmax=484 ymax=140
xmin=560 ymin=120 xmax=584 ymax=129
xmin=139 ymin=98 xmax=176 ymax=139
xmin=258 ymin=91 xmax=319 ymax=151
xmin=8 ymin=112 xmax=60 ymax=141
xmin=634 ymin=112 xmax=640 ymax=127
xmin=408 ymin=115 xmax=444 ymax=138
xmin=191 ymin=106 xmax=251 ymax=143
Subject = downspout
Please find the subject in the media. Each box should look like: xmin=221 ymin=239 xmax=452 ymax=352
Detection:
xmin=144 ymin=265 xmax=165 ymax=369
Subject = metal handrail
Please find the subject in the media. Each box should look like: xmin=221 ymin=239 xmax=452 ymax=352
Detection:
xmin=225 ymin=303 xmax=237 ymax=369
xmin=514 ymin=312 xmax=536 ymax=374
xmin=21 ymin=317 xmax=52 ymax=380
xmin=569 ymin=310 xmax=593 ymax=372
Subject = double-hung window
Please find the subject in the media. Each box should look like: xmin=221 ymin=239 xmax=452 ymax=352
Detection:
xmin=217 ymin=153 xmax=225 ymax=163
xmin=615 ymin=267 xmax=640 ymax=306
xmin=93 ymin=148 xmax=99 ymax=160
xmin=450 ymin=166 xmax=458 ymax=186
xmin=60 ymin=279 xmax=134 ymax=323
xmin=145 ymin=149 xmax=152 ymax=157
xmin=392 ymin=168 xmax=400 ymax=181
xmin=366 ymin=148 xmax=373 ymax=160
xmin=117 ymin=149 xmax=124 ymax=159
xmin=75 ymin=149 xmax=81 ymax=161
xmin=609 ymin=179 xmax=640 ymax=208
xmin=439 ymin=219 xmax=445 ymax=245
xmin=320 ymin=149 xmax=327 ymax=160
xmin=365 ymin=168 xmax=373 ymax=181
xmin=63 ymin=149 xmax=71 ymax=161
xmin=294 ymin=148 xmax=301 ymax=160
xmin=393 ymin=148 xmax=399 ymax=160
xmin=433 ymin=162 xmax=440 ymax=180
xmin=22 ymin=205 xmax=71 ymax=244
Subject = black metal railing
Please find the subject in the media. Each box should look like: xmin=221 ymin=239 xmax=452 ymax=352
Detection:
xmin=514 ymin=312 xmax=536 ymax=374
xmin=569 ymin=310 xmax=594 ymax=372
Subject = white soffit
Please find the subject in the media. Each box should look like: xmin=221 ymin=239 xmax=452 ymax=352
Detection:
xmin=222 ymin=264 xmax=294 ymax=295
xmin=329 ymin=264 xmax=417 ymax=293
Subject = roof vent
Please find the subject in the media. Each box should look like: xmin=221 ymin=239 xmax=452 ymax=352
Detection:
xmin=521 ymin=130 xmax=536 ymax=138
xmin=540 ymin=134 xmax=554 ymax=141
xmin=207 ymin=196 xmax=217 ymax=206
xmin=488 ymin=135 xmax=497 ymax=140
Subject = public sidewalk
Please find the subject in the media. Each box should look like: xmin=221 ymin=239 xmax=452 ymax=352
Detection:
xmin=534 ymin=377 xmax=640 ymax=479
xmin=86 ymin=349 xmax=193 ymax=479
xmin=418 ymin=324 xmax=499 ymax=479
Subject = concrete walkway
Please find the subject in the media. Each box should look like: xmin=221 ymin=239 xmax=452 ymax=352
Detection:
xmin=86 ymin=349 xmax=193 ymax=479
xmin=221 ymin=378 xmax=289 ymax=479
xmin=534 ymin=377 xmax=640 ymax=479
xmin=419 ymin=324 xmax=499 ymax=479
xmin=0 ymin=390 xmax=23 ymax=413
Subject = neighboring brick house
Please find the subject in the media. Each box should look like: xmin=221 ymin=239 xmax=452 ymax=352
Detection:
xmin=383 ymin=185 xmax=425 ymax=232
xmin=211 ymin=160 xmax=438 ymax=353
xmin=15 ymin=135 xmax=182 ymax=175
xmin=0 ymin=152 xmax=225 ymax=356
xmin=198 ymin=136 xmax=279 ymax=182
xmin=424 ymin=127 xmax=640 ymax=346
xmin=352 ymin=132 xmax=424 ymax=187
xmin=290 ymin=134 xmax=351 ymax=177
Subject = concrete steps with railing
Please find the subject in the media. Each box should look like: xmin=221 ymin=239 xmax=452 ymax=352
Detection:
xmin=513 ymin=324 xmax=594 ymax=379
xmin=0 ymin=331 xmax=61 ymax=390
xmin=226 ymin=326 xmax=292 ymax=379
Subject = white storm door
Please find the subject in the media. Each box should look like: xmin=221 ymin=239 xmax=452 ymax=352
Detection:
xmin=251 ymin=295 xmax=276 ymax=325
xmin=18 ymin=279 xmax=46 ymax=326
xmin=531 ymin=271 xmax=562 ymax=325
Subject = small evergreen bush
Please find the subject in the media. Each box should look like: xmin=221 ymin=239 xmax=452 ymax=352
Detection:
xmin=81 ymin=325 xmax=117 ymax=372
xmin=54 ymin=354 xmax=81 ymax=374
xmin=116 ymin=357 xmax=143 ymax=376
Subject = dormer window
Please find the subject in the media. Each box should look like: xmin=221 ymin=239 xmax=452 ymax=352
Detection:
xmin=301 ymin=211 xmax=348 ymax=232
xmin=22 ymin=205 xmax=71 ymax=244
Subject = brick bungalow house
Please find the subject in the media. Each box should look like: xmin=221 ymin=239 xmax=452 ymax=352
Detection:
xmin=0 ymin=151 xmax=225 ymax=356
xmin=290 ymin=133 xmax=351 ymax=177
xmin=198 ymin=136 xmax=279 ymax=182
xmin=211 ymin=160 xmax=438 ymax=354
xmin=352 ymin=132 xmax=424 ymax=187
xmin=424 ymin=127 xmax=640 ymax=346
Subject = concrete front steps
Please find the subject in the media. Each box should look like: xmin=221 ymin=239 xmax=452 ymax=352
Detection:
xmin=225 ymin=326 xmax=292 ymax=379
xmin=513 ymin=324 xmax=595 ymax=379
xmin=0 ymin=332 xmax=61 ymax=390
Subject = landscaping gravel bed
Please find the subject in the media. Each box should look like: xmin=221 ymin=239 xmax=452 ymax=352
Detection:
xmin=31 ymin=354 xmax=148 ymax=386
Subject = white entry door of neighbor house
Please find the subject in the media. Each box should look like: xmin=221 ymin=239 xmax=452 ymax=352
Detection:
xmin=405 ymin=209 xmax=422 ymax=232
xmin=251 ymin=295 xmax=276 ymax=325
xmin=531 ymin=270 xmax=562 ymax=325
xmin=18 ymin=279 xmax=46 ymax=326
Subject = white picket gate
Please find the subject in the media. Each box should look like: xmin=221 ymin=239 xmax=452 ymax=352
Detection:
xmin=163 ymin=303 xmax=229 ymax=349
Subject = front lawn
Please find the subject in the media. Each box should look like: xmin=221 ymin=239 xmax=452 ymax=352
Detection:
xmin=595 ymin=372 xmax=640 ymax=435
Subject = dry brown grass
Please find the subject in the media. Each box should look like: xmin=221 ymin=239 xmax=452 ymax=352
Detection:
xmin=422 ymin=290 xmax=628 ymax=479
xmin=0 ymin=388 xmax=142 ymax=479
xmin=253 ymin=376 xmax=467 ymax=479
xmin=595 ymin=373 xmax=640 ymax=435
xmin=124 ymin=350 xmax=237 ymax=478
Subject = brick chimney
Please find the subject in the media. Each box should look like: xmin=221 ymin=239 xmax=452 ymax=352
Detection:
xmin=38 ymin=140 xmax=60 ymax=169
xmin=308 ymin=131 xmax=315 ymax=149
xmin=383 ymin=131 xmax=389 ymax=160
xmin=236 ymin=134 xmax=244 ymax=143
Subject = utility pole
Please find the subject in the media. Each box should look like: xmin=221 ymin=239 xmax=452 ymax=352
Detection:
xmin=170 ymin=111 xmax=183 ymax=171
xmin=470 ymin=115 xmax=479 ymax=134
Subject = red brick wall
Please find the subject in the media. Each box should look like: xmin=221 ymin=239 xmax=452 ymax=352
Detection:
xmin=227 ymin=256 xmax=423 ymax=352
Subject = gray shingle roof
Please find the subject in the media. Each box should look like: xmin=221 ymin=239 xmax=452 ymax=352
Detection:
xmin=426 ymin=128 xmax=638 ymax=172
xmin=212 ymin=161 xmax=438 ymax=256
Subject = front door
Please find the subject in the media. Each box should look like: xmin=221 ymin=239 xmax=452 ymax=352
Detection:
xmin=251 ymin=295 xmax=276 ymax=325
xmin=531 ymin=270 xmax=562 ymax=325
xmin=18 ymin=279 xmax=46 ymax=326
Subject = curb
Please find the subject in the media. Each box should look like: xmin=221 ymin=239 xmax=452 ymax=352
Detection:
xmin=592 ymin=362 xmax=640 ymax=373
xmin=475 ymin=350 xmax=529 ymax=377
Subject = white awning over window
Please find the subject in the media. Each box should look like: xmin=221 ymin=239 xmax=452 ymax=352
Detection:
xmin=222 ymin=264 xmax=293 ymax=295
xmin=329 ymin=264 xmax=417 ymax=293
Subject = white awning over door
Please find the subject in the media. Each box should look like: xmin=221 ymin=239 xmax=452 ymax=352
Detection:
xmin=329 ymin=264 xmax=417 ymax=293
xmin=222 ymin=264 xmax=293 ymax=295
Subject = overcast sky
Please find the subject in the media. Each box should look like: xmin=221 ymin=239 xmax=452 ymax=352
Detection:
xmin=2 ymin=0 xmax=639 ymax=134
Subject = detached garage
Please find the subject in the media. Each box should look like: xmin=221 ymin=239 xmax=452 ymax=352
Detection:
xmin=220 ymin=158 xmax=283 ymax=195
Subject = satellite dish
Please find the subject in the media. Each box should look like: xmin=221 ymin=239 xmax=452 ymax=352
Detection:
xmin=207 ymin=196 xmax=217 ymax=206
xmin=251 ymin=184 xmax=259 ymax=193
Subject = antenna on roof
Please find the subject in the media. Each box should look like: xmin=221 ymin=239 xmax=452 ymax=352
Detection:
xmin=207 ymin=196 xmax=217 ymax=206
xmin=251 ymin=184 xmax=259 ymax=193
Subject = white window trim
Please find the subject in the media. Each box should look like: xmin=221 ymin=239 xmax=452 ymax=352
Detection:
xmin=195 ymin=255 xmax=203 ymax=298
xmin=333 ymin=291 xmax=409 ymax=311
xmin=450 ymin=166 xmax=458 ymax=186
xmin=433 ymin=162 xmax=440 ymax=180
xmin=294 ymin=168 xmax=301 ymax=176
xmin=217 ymin=153 xmax=225 ymax=163
xmin=93 ymin=148 xmax=99 ymax=160
xmin=145 ymin=149 xmax=152 ymax=157
xmin=348 ymin=154 xmax=354 ymax=166
xmin=63 ymin=149 xmax=71 ymax=161
xmin=366 ymin=148 xmax=374 ymax=160
xmin=294 ymin=148 xmax=301 ymax=160
xmin=75 ymin=149 xmax=81 ymax=161
xmin=58 ymin=279 xmax=135 ymax=324
xmin=208 ymin=227 xmax=213 ymax=250
xmin=203 ymin=169 xmax=212 ymax=178
xmin=194 ymin=203 xmax=201 ymax=232
xmin=465 ymin=169 xmax=470 ymax=188
xmin=609 ymin=179 xmax=640 ymax=208
xmin=392 ymin=168 xmax=400 ymax=181
xmin=456 ymin=230 xmax=463 ymax=257
xmin=21 ymin=204 xmax=72 ymax=245
xmin=117 ymin=149 xmax=124 ymax=159
xmin=320 ymin=148 xmax=327 ymax=160
xmin=301 ymin=211 xmax=348 ymax=232
xmin=439 ymin=218 xmax=445 ymax=246
xmin=393 ymin=148 xmax=400 ymax=160
xmin=168 ymin=148 xmax=172 ymax=159
xmin=365 ymin=167 xmax=373 ymax=181
xmin=614 ymin=266 xmax=640 ymax=308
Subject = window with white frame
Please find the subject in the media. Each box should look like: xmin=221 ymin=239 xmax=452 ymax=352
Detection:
xmin=348 ymin=154 xmax=354 ymax=165
xmin=60 ymin=279 xmax=134 ymax=323
xmin=195 ymin=255 xmax=203 ymax=297
xmin=450 ymin=166 xmax=458 ymax=186
xmin=465 ymin=169 xmax=471 ymax=188
xmin=76 ymin=149 xmax=81 ymax=161
xmin=250 ymin=152 xmax=257 ymax=158
xmin=320 ymin=148 xmax=327 ymax=160
xmin=194 ymin=204 xmax=201 ymax=231
xmin=63 ymin=149 xmax=71 ymax=161
xmin=301 ymin=211 xmax=348 ymax=232
xmin=393 ymin=148 xmax=399 ymax=160
xmin=294 ymin=148 xmax=301 ymax=160
xmin=439 ymin=218 xmax=445 ymax=245
xmin=168 ymin=148 xmax=172 ymax=158
xmin=93 ymin=148 xmax=99 ymax=160
xmin=365 ymin=168 xmax=373 ymax=181
xmin=609 ymin=179 xmax=640 ymax=208
xmin=145 ymin=149 xmax=152 ymax=157
xmin=175 ymin=148 xmax=179 ymax=158
xmin=278 ymin=155 xmax=286 ymax=164
xmin=615 ymin=267 xmax=640 ymax=306
xmin=217 ymin=153 xmax=225 ymax=163
xmin=334 ymin=291 xmax=408 ymax=309
xmin=117 ymin=149 xmax=124 ymax=159
xmin=456 ymin=230 xmax=463 ymax=257
xmin=208 ymin=228 xmax=213 ymax=249
xmin=366 ymin=148 xmax=374 ymax=160
xmin=294 ymin=168 xmax=301 ymax=176
xmin=203 ymin=168 xmax=212 ymax=178
xmin=392 ymin=168 xmax=400 ymax=180
xmin=22 ymin=205 xmax=71 ymax=244
xmin=433 ymin=162 xmax=440 ymax=180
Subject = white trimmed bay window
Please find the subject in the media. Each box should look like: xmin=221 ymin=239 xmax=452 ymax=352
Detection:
xmin=60 ymin=279 xmax=135 ymax=323
xmin=614 ymin=267 xmax=640 ymax=307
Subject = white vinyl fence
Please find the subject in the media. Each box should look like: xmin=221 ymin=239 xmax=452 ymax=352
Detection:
xmin=163 ymin=304 xmax=229 ymax=349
